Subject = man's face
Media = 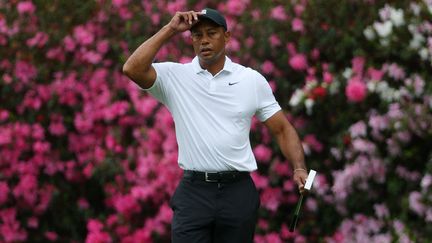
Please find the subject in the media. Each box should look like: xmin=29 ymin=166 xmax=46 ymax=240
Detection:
xmin=190 ymin=19 xmax=230 ymax=65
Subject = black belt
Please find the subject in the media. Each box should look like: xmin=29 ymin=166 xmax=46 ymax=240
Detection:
xmin=183 ymin=170 xmax=250 ymax=183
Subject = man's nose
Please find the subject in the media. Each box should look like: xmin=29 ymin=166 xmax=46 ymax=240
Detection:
xmin=200 ymin=34 xmax=210 ymax=44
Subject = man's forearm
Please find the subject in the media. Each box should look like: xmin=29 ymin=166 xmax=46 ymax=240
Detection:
xmin=123 ymin=25 xmax=176 ymax=84
xmin=277 ymin=124 xmax=306 ymax=171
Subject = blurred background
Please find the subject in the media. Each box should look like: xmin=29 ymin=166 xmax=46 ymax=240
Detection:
xmin=1 ymin=0 xmax=431 ymax=242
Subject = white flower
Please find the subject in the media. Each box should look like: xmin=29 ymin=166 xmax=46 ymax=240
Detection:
xmin=390 ymin=8 xmax=404 ymax=27
xmin=305 ymin=80 xmax=318 ymax=91
xmin=374 ymin=21 xmax=393 ymax=38
xmin=305 ymin=98 xmax=314 ymax=115
xmin=363 ymin=26 xmax=375 ymax=40
xmin=289 ymin=89 xmax=305 ymax=107
xmin=376 ymin=81 xmax=389 ymax=93
xmin=379 ymin=4 xmax=391 ymax=21
xmin=394 ymin=121 xmax=402 ymax=130
xmin=408 ymin=24 xmax=417 ymax=34
xmin=380 ymin=39 xmax=390 ymax=47
xmin=329 ymin=79 xmax=340 ymax=95
xmin=392 ymin=90 xmax=401 ymax=100
xmin=409 ymin=33 xmax=425 ymax=50
xmin=381 ymin=89 xmax=394 ymax=102
xmin=419 ymin=48 xmax=428 ymax=60
xmin=426 ymin=0 xmax=432 ymax=14
xmin=342 ymin=68 xmax=352 ymax=79
xmin=410 ymin=3 xmax=421 ymax=16
xmin=367 ymin=81 xmax=377 ymax=92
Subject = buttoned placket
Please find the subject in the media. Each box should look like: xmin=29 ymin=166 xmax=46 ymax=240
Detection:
xmin=199 ymin=70 xmax=225 ymax=93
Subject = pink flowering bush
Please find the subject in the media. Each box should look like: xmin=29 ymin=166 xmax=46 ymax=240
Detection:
xmin=1 ymin=0 xmax=431 ymax=242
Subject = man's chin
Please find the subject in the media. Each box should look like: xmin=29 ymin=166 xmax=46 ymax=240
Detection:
xmin=199 ymin=55 xmax=216 ymax=64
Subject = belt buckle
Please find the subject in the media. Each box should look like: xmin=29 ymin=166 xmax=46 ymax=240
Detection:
xmin=205 ymin=172 xmax=218 ymax=182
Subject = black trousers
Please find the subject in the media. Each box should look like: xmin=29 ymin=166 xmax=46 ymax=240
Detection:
xmin=170 ymin=174 xmax=260 ymax=243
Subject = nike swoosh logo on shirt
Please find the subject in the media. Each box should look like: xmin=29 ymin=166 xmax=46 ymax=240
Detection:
xmin=229 ymin=82 xmax=239 ymax=86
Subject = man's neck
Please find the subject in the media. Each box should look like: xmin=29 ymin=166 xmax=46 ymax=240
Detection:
xmin=199 ymin=55 xmax=226 ymax=76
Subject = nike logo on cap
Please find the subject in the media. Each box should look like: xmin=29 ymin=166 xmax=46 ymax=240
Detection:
xmin=229 ymin=82 xmax=239 ymax=86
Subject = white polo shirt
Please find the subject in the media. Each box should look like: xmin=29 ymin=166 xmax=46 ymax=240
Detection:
xmin=145 ymin=56 xmax=281 ymax=172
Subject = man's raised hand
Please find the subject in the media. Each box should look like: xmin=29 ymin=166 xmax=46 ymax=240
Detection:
xmin=167 ymin=11 xmax=202 ymax=33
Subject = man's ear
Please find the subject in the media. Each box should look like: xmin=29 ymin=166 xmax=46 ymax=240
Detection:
xmin=224 ymin=31 xmax=231 ymax=43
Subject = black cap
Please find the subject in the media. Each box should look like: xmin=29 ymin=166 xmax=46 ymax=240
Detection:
xmin=198 ymin=8 xmax=227 ymax=31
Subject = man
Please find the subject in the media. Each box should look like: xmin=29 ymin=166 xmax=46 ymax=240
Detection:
xmin=123 ymin=8 xmax=308 ymax=243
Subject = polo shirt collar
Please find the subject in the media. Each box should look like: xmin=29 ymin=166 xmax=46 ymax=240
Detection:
xmin=192 ymin=56 xmax=234 ymax=74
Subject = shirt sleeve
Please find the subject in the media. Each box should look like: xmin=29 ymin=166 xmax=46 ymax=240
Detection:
xmin=254 ymin=72 xmax=281 ymax=122
xmin=141 ymin=62 xmax=175 ymax=104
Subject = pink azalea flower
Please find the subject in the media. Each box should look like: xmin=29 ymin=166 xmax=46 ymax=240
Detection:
xmin=349 ymin=121 xmax=367 ymax=138
xmin=85 ymin=231 xmax=112 ymax=243
xmin=367 ymin=67 xmax=384 ymax=81
xmin=303 ymin=134 xmax=324 ymax=153
xmin=250 ymin=172 xmax=268 ymax=189
xmin=0 ymin=128 xmax=12 ymax=145
xmin=83 ymin=51 xmax=102 ymax=64
xmin=14 ymin=60 xmax=37 ymax=83
xmin=253 ymin=144 xmax=272 ymax=162
xmin=308 ymin=48 xmax=319 ymax=60
xmin=258 ymin=219 xmax=269 ymax=230
xmin=323 ymin=71 xmax=333 ymax=83
xmin=386 ymin=63 xmax=406 ymax=80
xmin=46 ymin=47 xmax=65 ymax=61
xmin=118 ymin=7 xmax=133 ymax=20
xmin=291 ymin=18 xmax=304 ymax=32
xmin=251 ymin=9 xmax=261 ymax=19
xmin=268 ymin=34 xmax=281 ymax=47
xmin=26 ymin=32 xmax=49 ymax=47
xmin=17 ymin=1 xmax=36 ymax=14
xmin=263 ymin=233 xmax=283 ymax=243
xmin=151 ymin=13 xmax=161 ymax=25
xmin=226 ymin=0 xmax=248 ymax=16
xmin=227 ymin=38 xmax=240 ymax=52
xmin=63 ymin=36 xmax=76 ymax=51
xmin=2 ymin=74 xmax=12 ymax=84
xmin=345 ymin=81 xmax=367 ymax=102
xmin=73 ymin=26 xmax=94 ymax=46
xmin=33 ymin=141 xmax=50 ymax=154
xmin=368 ymin=114 xmax=388 ymax=131
xmin=0 ymin=221 xmax=28 ymax=242
xmin=44 ymin=231 xmax=58 ymax=241
xmin=374 ymin=204 xmax=389 ymax=219
xmin=260 ymin=187 xmax=282 ymax=212
xmin=270 ymin=5 xmax=287 ymax=21
xmin=351 ymin=56 xmax=365 ymax=75
xmin=294 ymin=4 xmax=305 ymax=16
xmin=289 ymin=54 xmax=308 ymax=71
xmin=283 ymin=180 xmax=295 ymax=191
xmin=0 ymin=182 xmax=9 ymax=205
xmin=156 ymin=203 xmax=173 ymax=223
xmin=179 ymin=56 xmax=192 ymax=64
xmin=27 ymin=217 xmax=38 ymax=228
xmin=87 ymin=219 xmax=104 ymax=232
xmin=112 ymin=0 xmax=129 ymax=7
xmin=421 ymin=174 xmax=432 ymax=190
xmin=409 ymin=191 xmax=425 ymax=216
xmin=113 ymin=194 xmax=140 ymax=217
xmin=261 ymin=60 xmax=275 ymax=74
xmin=49 ymin=121 xmax=66 ymax=136
xmin=74 ymin=113 xmax=94 ymax=133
